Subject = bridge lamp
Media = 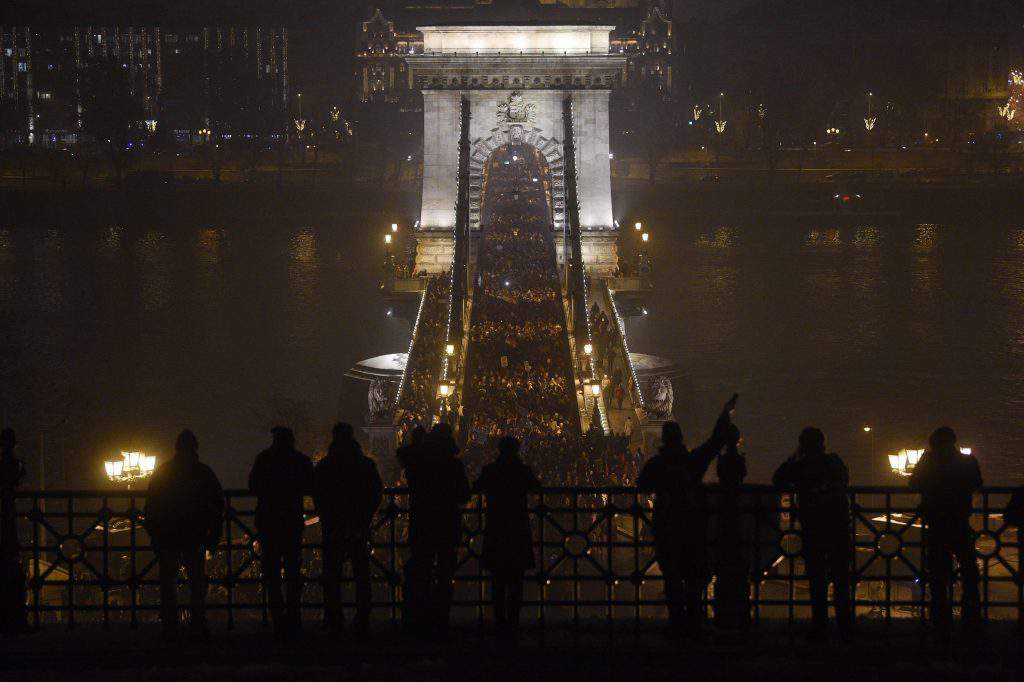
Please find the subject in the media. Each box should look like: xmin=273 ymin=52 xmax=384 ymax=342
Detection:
xmin=888 ymin=448 xmax=922 ymax=477
xmin=105 ymin=451 xmax=156 ymax=485
xmin=104 ymin=458 xmax=123 ymax=480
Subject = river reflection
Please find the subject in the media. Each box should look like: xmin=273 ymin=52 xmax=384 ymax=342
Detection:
xmin=0 ymin=205 xmax=1021 ymax=487
xmin=638 ymin=216 xmax=1024 ymax=485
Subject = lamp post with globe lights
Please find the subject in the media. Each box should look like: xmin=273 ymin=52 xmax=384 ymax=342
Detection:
xmin=715 ymin=92 xmax=727 ymax=167
xmin=104 ymin=451 xmax=157 ymax=489
xmin=888 ymin=445 xmax=974 ymax=477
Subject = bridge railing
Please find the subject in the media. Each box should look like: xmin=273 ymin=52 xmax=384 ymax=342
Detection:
xmin=8 ymin=485 xmax=1023 ymax=629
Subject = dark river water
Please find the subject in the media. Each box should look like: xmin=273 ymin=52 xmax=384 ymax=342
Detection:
xmin=1 ymin=186 xmax=1021 ymax=487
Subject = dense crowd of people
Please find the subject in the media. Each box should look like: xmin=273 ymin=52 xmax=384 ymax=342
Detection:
xmin=395 ymin=275 xmax=450 ymax=434
xmin=461 ymin=144 xmax=581 ymax=469
xmin=586 ymin=301 xmax=635 ymax=412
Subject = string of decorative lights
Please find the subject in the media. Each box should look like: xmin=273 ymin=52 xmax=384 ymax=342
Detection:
xmin=606 ymin=283 xmax=645 ymax=411
xmin=565 ymin=97 xmax=609 ymax=435
xmin=393 ymin=287 xmax=427 ymax=409
xmin=436 ymin=99 xmax=469 ymax=421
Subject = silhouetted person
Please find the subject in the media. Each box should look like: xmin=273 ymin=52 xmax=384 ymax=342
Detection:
xmin=474 ymin=436 xmax=541 ymax=635
xmin=249 ymin=426 xmax=314 ymax=640
xmin=773 ymin=427 xmax=852 ymax=640
xmin=144 ymin=429 xmax=224 ymax=641
xmin=714 ymin=422 xmax=750 ymax=631
xmin=399 ymin=423 xmax=470 ymax=637
xmin=909 ymin=426 xmax=982 ymax=641
xmin=313 ymin=422 xmax=383 ymax=638
xmin=396 ymin=425 xmax=427 ymax=630
xmin=636 ymin=396 xmax=734 ymax=635
xmin=0 ymin=428 xmax=28 ymax=636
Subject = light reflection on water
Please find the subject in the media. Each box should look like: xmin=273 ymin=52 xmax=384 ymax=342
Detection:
xmin=1 ymin=212 xmax=1022 ymax=487
xmin=638 ymin=218 xmax=1024 ymax=485
xmin=138 ymin=229 xmax=171 ymax=313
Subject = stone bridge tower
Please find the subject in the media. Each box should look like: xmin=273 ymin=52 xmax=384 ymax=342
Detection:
xmin=407 ymin=24 xmax=625 ymax=276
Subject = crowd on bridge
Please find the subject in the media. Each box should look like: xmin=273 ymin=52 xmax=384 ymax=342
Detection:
xmin=395 ymin=275 xmax=451 ymax=435
xmin=462 ymin=145 xmax=581 ymax=468
xmin=0 ymin=405 xmax=1005 ymax=651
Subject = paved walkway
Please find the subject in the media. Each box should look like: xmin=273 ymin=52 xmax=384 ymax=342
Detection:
xmin=1 ymin=621 xmax=1022 ymax=680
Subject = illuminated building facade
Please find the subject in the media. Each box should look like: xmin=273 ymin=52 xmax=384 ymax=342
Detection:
xmin=0 ymin=26 xmax=289 ymax=144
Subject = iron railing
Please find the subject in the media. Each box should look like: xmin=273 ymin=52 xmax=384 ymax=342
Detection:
xmin=7 ymin=485 xmax=1023 ymax=629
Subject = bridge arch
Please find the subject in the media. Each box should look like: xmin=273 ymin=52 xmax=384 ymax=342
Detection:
xmin=468 ymin=125 xmax=565 ymax=232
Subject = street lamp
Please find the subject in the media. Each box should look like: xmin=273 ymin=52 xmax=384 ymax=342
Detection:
xmin=864 ymin=92 xmax=876 ymax=131
xmin=641 ymin=232 xmax=649 ymax=243
xmin=391 ymin=223 xmax=399 ymax=232
xmin=437 ymin=381 xmax=455 ymax=398
xmin=105 ymin=451 xmax=156 ymax=487
xmin=863 ymin=425 xmax=875 ymax=465
xmin=888 ymin=448 xmax=923 ymax=477
xmin=445 ymin=343 xmax=455 ymax=356
xmin=583 ymin=342 xmax=593 ymax=355
xmin=384 ymin=233 xmax=393 ymax=244
xmin=634 ymin=221 xmax=642 ymax=231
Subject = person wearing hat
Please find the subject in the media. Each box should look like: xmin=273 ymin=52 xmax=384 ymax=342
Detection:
xmin=249 ymin=426 xmax=314 ymax=640
xmin=144 ymin=429 xmax=224 ymax=640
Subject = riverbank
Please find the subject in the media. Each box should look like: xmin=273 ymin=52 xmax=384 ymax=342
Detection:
xmin=3 ymin=177 xmax=1020 ymax=226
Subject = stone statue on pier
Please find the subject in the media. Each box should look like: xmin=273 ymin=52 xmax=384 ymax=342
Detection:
xmin=644 ymin=375 xmax=674 ymax=421
xmin=367 ymin=378 xmax=395 ymax=423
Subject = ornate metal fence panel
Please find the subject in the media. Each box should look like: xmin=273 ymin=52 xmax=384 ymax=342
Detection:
xmin=10 ymin=486 xmax=1024 ymax=628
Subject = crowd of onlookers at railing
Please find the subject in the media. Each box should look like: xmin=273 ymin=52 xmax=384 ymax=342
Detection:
xmin=3 ymin=397 xmax=1019 ymax=649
